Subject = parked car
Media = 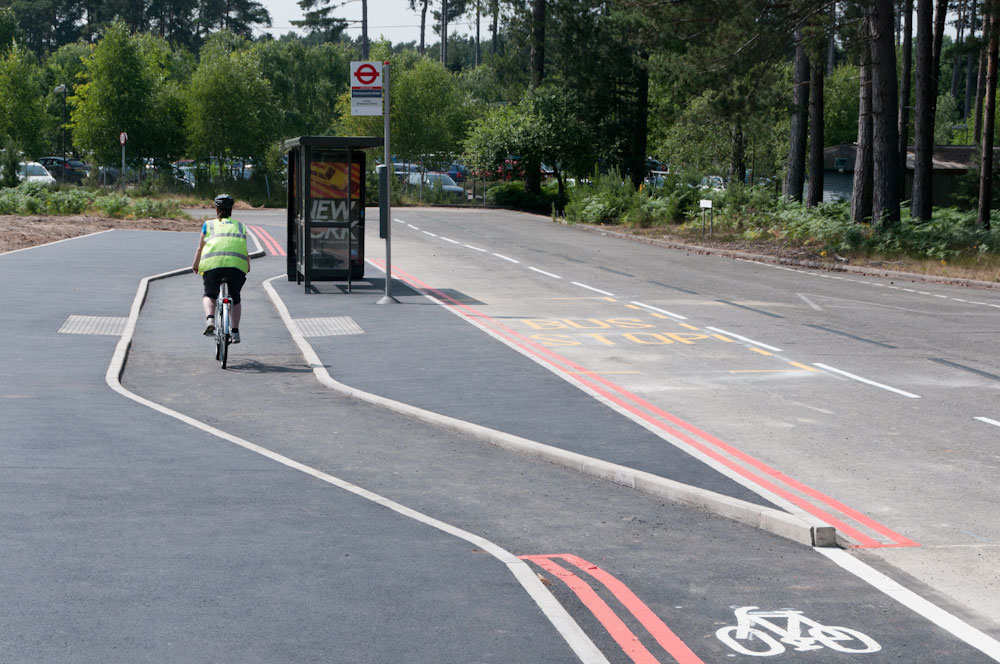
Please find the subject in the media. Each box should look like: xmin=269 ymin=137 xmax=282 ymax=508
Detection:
xmin=407 ymin=171 xmax=464 ymax=199
xmin=38 ymin=156 xmax=90 ymax=184
xmin=446 ymin=162 xmax=469 ymax=184
xmin=393 ymin=161 xmax=424 ymax=181
xmin=17 ymin=162 xmax=56 ymax=185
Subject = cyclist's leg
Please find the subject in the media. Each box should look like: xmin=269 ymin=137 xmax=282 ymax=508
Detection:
xmin=225 ymin=268 xmax=247 ymax=330
xmin=202 ymin=270 xmax=222 ymax=335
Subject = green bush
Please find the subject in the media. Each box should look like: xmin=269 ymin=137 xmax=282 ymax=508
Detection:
xmin=486 ymin=180 xmax=565 ymax=214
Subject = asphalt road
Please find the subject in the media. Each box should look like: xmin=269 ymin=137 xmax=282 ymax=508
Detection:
xmin=0 ymin=210 xmax=997 ymax=662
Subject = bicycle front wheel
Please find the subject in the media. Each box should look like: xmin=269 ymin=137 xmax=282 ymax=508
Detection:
xmin=219 ymin=301 xmax=230 ymax=369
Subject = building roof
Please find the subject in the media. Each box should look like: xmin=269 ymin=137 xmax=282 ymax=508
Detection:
xmin=823 ymin=143 xmax=998 ymax=173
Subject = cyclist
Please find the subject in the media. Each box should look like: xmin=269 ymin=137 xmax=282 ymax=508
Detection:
xmin=192 ymin=193 xmax=249 ymax=344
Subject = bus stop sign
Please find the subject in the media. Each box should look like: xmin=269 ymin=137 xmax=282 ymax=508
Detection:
xmin=351 ymin=61 xmax=383 ymax=116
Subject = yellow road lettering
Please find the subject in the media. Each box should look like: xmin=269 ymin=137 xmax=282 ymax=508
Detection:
xmin=663 ymin=333 xmax=707 ymax=345
xmin=530 ymin=333 xmax=581 ymax=346
xmin=623 ymin=333 xmax=674 ymax=345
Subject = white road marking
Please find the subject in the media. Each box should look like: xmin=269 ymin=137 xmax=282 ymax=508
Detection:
xmin=493 ymin=253 xmax=520 ymax=263
xmin=629 ymin=301 xmax=688 ymax=320
xmin=816 ymin=548 xmax=1000 ymax=661
xmin=705 ymin=327 xmax=782 ymax=352
xmin=393 ymin=218 xmax=407 ymax=224
xmin=465 ymin=244 xmax=488 ymax=252
xmin=572 ymin=282 xmax=615 ymax=296
xmin=529 ymin=267 xmax=562 ymax=279
xmin=797 ymin=293 xmax=823 ymax=311
xmin=106 ymin=270 xmax=609 ymax=664
xmin=441 ymin=237 xmax=461 ymax=244
xmin=975 ymin=417 xmax=1000 ymax=428
xmin=422 ymin=231 xmax=437 ymax=237
xmin=407 ymin=224 xmax=419 ymax=230
xmin=813 ymin=363 xmax=920 ymax=398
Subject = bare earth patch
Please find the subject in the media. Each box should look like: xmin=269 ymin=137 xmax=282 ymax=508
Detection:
xmin=0 ymin=214 xmax=202 ymax=253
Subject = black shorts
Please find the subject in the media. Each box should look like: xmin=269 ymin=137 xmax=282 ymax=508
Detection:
xmin=202 ymin=267 xmax=247 ymax=304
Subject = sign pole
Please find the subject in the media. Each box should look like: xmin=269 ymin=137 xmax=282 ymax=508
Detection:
xmin=377 ymin=61 xmax=398 ymax=304
xmin=119 ymin=131 xmax=127 ymax=192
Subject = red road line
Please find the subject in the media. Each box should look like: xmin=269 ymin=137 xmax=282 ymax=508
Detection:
xmin=524 ymin=555 xmax=705 ymax=664
xmin=250 ymin=225 xmax=286 ymax=256
xmin=248 ymin=225 xmax=278 ymax=255
xmin=373 ymin=259 xmax=916 ymax=548
xmin=524 ymin=556 xmax=665 ymax=664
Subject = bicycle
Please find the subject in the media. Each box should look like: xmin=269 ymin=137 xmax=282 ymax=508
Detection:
xmin=213 ymin=280 xmax=232 ymax=369
xmin=716 ymin=606 xmax=881 ymax=656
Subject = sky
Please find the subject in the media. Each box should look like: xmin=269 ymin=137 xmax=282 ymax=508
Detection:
xmin=257 ymin=0 xmax=478 ymax=45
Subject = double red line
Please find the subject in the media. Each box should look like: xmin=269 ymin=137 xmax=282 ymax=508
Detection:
xmin=248 ymin=225 xmax=285 ymax=256
xmin=372 ymin=259 xmax=917 ymax=549
xmin=521 ymin=554 xmax=703 ymax=664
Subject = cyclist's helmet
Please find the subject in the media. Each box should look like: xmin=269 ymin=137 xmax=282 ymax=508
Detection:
xmin=213 ymin=193 xmax=234 ymax=211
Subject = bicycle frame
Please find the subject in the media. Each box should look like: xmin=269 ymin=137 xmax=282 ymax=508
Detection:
xmin=214 ymin=281 xmax=231 ymax=369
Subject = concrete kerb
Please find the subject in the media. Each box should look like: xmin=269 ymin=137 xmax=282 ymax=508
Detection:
xmin=103 ymin=253 xmax=610 ymax=664
xmin=261 ymin=275 xmax=835 ymax=549
xmin=570 ymin=222 xmax=1000 ymax=290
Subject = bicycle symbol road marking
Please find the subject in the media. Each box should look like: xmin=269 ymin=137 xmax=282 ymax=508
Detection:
xmin=716 ymin=606 xmax=881 ymax=657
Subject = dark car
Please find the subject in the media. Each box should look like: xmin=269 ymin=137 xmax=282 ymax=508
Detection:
xmin=38 ymin=157 xmax=90 ymax=184
xmin=446 ymin=162 xmax=469 ymax=184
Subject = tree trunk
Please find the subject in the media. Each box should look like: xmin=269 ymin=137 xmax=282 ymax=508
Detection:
xmin=475 ymin=2 xmax=481 ymax=66
xmin=965 ymin=1 xmax=978 ymax=122
xmin=807 ymin=59 xmax=825 ymax=207
xmin=932 ymin=0 xmax=948 ymax=76
xmin=853 ymin=50 xmax=874 ymax=222
xmin=978 ymin=9 xmax=998 ymax=230
xmin=631 ymin=52 xmax=650 ymax=190
xmin=827 ymin=3 xmax=837 ymax=75
xmin=441 ymin=0 xmax=448 ymax=66
xmin=976 ymin=9 xmax=989 ymax=143
xmin=870 ymin=0 xmax=902 ymax=227
xmin=898 ymin=0 xmax=913 ymax=192
xmin=490 ymin=0 xmax=499 ymax=54
xmin=420 ymin=0 xmax=427 ymax=54
xmin=730 ymin=120 xmax=746 ymax=188
xmin=912 ymin=0 xmax=935 ymax=220
xmin=951 ymin=0 xmax=966 ymax=99
xmin=530 ymin=0 xmax=545 ymax=88
xmin=784 ymin=29 xmax=809 ymax=202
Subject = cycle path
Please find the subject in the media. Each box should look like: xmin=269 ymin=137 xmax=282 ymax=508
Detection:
xmin=117 ymin=238 xmax=1000 ymax=661
xmin=0 ymin=230 xmax=583 ymax=663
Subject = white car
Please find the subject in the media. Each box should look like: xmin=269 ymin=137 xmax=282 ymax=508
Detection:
xmin=18 ymin=162 xmax=56 ymax=184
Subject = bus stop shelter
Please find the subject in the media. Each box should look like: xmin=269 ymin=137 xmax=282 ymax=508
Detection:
xmin=282 ymin=136 xmax=383 ymax=292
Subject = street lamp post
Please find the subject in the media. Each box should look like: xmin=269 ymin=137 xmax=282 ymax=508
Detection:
xmin=53 ymin=84 xmax=67 ymax=182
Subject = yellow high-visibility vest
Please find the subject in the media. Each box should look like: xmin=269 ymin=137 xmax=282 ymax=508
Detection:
xmin=198 ymin=218 xmax=249 ymax=274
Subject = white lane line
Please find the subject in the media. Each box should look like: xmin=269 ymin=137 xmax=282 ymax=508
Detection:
xmin=797 ymin=293 xmax=823 ymax=311
xmin=934 ymin=294 xmax=949 ymax=298
xmin=975 ymin=417 xmax=1000 ymax=428
xmin=393 ymin=218 xmax=407 ymax=224
xmin=630 ymin=301 xmax=688 ymax=320
xmin=108 ymin=271 xmax=609 ymax=664
xmin=493 ymin=253 xmax=520 ymax=263
xmin=953 ymin=298 xmax=967 ymax=302
xmin=572 ymin=282 xmax=615 ymax=297
xmin=407 ymin=224 xmax=419 ymax=230
xmin=529 ymin=267 xmax=562 ymax=279
xmin=813 ymin=363 xmax=920 ymax=398
xmin=465 ymin=244 xmax=488 ymax=252
xmin=816 ymin=548 xmax=1000 ymax=661
xmin=422 ymin=231 xmax=437 ymax=237
xmin=441 ymin=237 xmax=461 ymax=244
xmin=705 ymin=327 xmax=782 ymax=352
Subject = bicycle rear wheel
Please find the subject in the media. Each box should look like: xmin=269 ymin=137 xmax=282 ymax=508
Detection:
xmin=217 ymin=282 xmax=230 ymax=369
